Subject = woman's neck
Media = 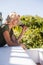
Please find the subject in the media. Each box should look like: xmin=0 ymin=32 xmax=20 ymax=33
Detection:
xmin=8 ymin=23 xmax=13 ymax=30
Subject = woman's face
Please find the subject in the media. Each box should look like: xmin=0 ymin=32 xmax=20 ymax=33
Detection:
xmin=12 ymin=15 xmax=20 ymax=26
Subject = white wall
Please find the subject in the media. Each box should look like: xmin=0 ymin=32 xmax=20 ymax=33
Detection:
xmin=26 ymin=49 xmax=43 ymax=65
xmin=26 ymin=49 xmax=40 ymax=63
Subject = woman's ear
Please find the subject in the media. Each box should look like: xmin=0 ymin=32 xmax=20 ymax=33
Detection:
xmin=18 ymin=15 xmax=20 ymax=17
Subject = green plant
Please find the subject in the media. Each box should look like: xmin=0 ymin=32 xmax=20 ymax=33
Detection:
xmin=12 ymin=15 xmax=43 ymax=49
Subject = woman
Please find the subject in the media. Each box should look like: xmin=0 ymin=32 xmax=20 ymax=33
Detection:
xmin=0 ymin=12 xmax=27 ymax=49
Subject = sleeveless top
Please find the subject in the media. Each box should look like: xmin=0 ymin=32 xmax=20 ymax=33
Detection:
xmin=0 ymin=25 xmax=13 ymax=47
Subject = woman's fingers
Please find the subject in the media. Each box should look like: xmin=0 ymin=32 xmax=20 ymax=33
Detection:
xmin=20 ymin=43 xmax=27 ymax=50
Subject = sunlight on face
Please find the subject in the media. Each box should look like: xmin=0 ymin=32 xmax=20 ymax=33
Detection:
xmin=12 ymin=15 xmax=20 ymax=26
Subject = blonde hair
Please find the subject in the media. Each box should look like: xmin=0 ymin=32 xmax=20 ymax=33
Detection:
xmin=6 ymin=12 xmax=20 ymax=23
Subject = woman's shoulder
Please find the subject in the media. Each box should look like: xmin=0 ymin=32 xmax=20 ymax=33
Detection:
xmin=1 ymin=24 xmax=9 ymax=32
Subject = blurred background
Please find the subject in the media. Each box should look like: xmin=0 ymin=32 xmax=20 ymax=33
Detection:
xmin=0 ymin=0 xmax=43 ymax=23
xmin=0 ymin=0 xmax=43 ymax=49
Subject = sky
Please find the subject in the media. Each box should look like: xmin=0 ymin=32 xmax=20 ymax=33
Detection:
xmin=0 ymin=0 xmax=43 ymax=23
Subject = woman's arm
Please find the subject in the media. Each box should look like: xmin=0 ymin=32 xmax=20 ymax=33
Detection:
xmin=17 ymin=26 xmax=27 ymax=43
xmin=3 ymin=30 xmax=19 ymax=46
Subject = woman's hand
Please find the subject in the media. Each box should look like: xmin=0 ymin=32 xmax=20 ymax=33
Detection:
xmin=20 ymin=43 xmax=27 ymax=50
xmin=22 ymin=26 xmax=27 ymax=34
